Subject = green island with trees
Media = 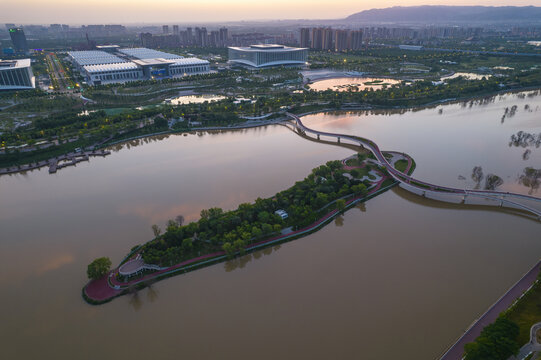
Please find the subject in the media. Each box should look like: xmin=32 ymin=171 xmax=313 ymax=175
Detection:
xmin=83 ymin=154 xmax=414 ymax=304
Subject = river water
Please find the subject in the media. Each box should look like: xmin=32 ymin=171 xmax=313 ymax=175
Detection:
xmin=308 ymin=77 xmax=401 ymax=91
xmin=1 ymin=91 xmax=540 ymax=360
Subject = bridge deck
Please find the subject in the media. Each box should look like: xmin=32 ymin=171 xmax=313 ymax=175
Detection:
xmin=286 ymin=113 xmax=541 ymax=219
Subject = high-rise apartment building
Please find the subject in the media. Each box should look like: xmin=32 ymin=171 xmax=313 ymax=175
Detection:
xmin=300 ymin=28 xmax=311 ymax=48
xmin=350 ymin=30 xmax=363 ymax=50
xmin=311 ymin=28 xmax=323 ymax=50
xmin=195 ymin=27 xmax=208 ymax=47
xmin=187 ymin=27 xmax=193 ymax=44
xmin=302 ymin=27 xmax=364 ymax=52
xmin=219 ymin=27 xmax=229 ymax=47
xmin=162 ymin=25 xmax=169 ymax=34
xmin=322 ymin=28 xmax=334 ymax=50
xmin=9 ymin=28 xmax=29 ymax=54
xmin=334 ymin=30 xmax=349 ymax=51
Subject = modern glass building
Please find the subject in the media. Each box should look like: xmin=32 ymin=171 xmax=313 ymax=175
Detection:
xmin=228 ymin=44 xmax=307 ymax=68
xmin=0 ymin=59 xmax=35 ymax=90
xmin=9 ymin=28 xmax=29 ymax=55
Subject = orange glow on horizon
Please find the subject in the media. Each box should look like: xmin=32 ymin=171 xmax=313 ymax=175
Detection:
xmin=3 ymin=0 xmax=541 ymax=24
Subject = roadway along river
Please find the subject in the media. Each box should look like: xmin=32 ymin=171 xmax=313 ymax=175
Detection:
xmin=0 ymin=91 xmax=540 ymax=359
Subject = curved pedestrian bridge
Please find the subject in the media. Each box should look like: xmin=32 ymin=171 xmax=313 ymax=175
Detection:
xmin=286 ymin=113 xmax=541 ymax=220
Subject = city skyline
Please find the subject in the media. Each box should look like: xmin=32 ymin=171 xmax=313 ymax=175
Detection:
xmin=3 ymin=0 xmax=541 ymax=24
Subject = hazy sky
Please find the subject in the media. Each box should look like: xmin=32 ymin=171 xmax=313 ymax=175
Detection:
xmin=3 ymin=0 xmax=541 ymax=24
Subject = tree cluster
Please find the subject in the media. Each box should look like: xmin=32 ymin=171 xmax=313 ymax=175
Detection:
xmin=464 ymin=317 xmax=520 ymax=360
xmin=140 ymin=161 xmax=369 ymax=265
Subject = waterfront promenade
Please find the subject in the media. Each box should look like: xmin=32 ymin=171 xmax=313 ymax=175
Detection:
xmin=439 ymin=259 xmax=541 ymax=360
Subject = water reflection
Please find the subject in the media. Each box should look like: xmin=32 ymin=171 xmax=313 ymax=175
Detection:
xmin=302 ymin=91 xmax=541 ymax=196
xmin=356 ymin=203 xmax=367 ymax=212
xmin=308 ymin=77 xmax=401 ymax=92
xmin=165 ymin=94 xmax=225 ymax=105
xmin=129 ymin=291 xmax=142 ymax=311
xmin=224 ymin=245 xmax=282 ymax=272
xmin=147 ymin=285 xmax=159 ymax=303
xmin=392 ymin=186 xmax=538 ymax=222
xmin=334 ymin=215 xmax=344 ymax=227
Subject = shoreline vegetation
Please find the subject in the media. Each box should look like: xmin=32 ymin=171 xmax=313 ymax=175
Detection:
xmin=2 ymin=86 xmax=541 ymax=173
xmin=4 ymin=45 xmax=541 ymax=169
xmin=83 ymin=153 xmax=416 ymax=305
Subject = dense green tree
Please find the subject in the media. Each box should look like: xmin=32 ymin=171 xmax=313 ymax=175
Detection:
xmin=87 ymin=257 xmax=112 ymax=280
xmin=222 ymin=242 xmax=234 ymax=257
xmin=336 ymin=199 xmax=346 ymax=211
xmin=233 ymin=239 xmax=246 ymax=255
xmin=464 ymin=317 xmax=520 ymax=360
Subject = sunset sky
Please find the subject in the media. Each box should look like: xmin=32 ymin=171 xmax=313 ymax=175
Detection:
xmin=3 ymin=0 xmax=541 ymax=24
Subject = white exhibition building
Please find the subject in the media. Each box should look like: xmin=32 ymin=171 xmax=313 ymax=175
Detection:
xmin=228 ymin=44 xmax=308 ymax=68
xmin=68 ymin=47 xmax=210 ymax=85
xmin=0 ymin=59 xmax=35 ymax=90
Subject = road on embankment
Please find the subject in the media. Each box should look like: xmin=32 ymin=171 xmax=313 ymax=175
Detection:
xmin=439 ymin=260 xmax=541 ymax=360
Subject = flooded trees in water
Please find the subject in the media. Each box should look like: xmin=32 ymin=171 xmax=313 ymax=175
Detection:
xmin=175 ymin=215 xmax=185 ymax=226
xmin=471 ymin=167 xmax=503 ymax=190
xmin=484 ymin=174 xmax=503 ymax=190
xmin=151 ymin=224 xmax=162 ymax=238
xmin=509 ymin=131 xmax=541 ymax=149
xmin=471 ymin=166 xmax=484 ymax=189
xmin=519 ymin=167 xmax=541 ymax=194
xmin=501 ymin=105 xmax=518 ymax=123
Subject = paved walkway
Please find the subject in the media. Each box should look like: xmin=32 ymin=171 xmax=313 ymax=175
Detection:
xmin=439 ymin=260 xmax=541 ymax=360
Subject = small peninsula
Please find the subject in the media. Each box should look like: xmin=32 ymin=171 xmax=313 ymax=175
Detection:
xmin=83 ymin=152 xmax=415 ymax=304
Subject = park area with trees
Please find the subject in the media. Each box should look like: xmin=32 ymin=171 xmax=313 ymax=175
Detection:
xmin=136 ymin=160 xmax=370 ymax=268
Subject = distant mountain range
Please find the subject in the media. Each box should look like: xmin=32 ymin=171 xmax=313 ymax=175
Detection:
xmin=346 ymin=6 xmax=541 ymax=24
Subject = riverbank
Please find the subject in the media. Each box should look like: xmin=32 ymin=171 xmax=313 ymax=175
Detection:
xmin=83 ymin=155 xmax=415 ymax=304
xmin=439 ymin=259 xmax=541 ymax=360
xmin=3 ymin=86 xmax=540 ymax=173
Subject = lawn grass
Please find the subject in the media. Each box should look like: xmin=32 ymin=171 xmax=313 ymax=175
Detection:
xmin=505 ymin=280 xmax=541 ymax=346
xmin=349 ymin=166 xmax=370 ymax=178
xmin=103 ymin=108 xmax=130 ymax=116
xmin=394 ymin=159 xmax=409 ymax=173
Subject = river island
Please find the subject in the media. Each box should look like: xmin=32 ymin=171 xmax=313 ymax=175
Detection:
xmin=83 ymin=149 xmax=415 ymax=304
